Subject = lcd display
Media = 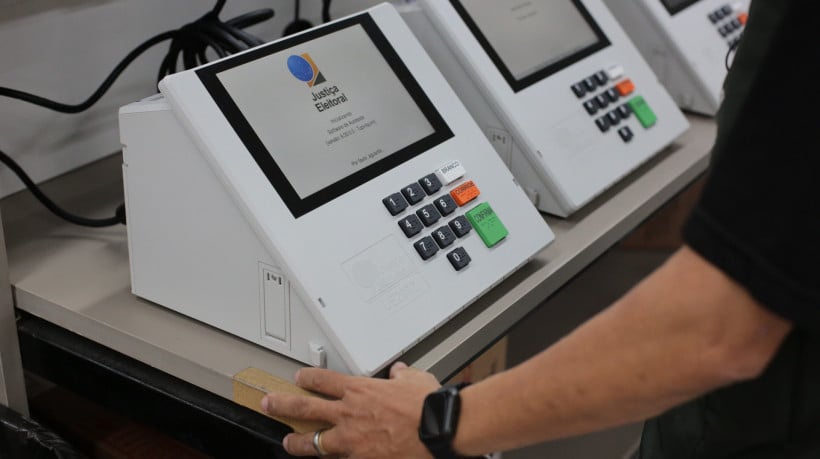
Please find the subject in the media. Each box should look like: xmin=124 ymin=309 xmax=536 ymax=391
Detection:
xmin=450 ymin=0 xmax=610 ymax=92
xmin=660 ymin=0 xmax=701 ymax=15
xmin=198 ymin=15 xmax=452 ymax=218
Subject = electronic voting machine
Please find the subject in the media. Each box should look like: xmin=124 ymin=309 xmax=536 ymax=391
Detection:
xmin=604 ymin=0 xmax=750 ymax=115
xmin=119 ymin=3 xmax=553 ymax=376
xmin=400 ymin=0 xmax=689 ymax=217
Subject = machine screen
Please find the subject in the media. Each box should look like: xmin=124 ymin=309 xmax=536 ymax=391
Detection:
xmin=450 ymin=0 xmax=610 ymax=92
xmin=198 ymin=15 xmax=453 ymax=218
xmin=660 ymin=0 xmax=701 ymax=15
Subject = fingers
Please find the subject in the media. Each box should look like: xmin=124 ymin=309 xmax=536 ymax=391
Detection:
xmin=262 ymin=392 xmax=341 ymax=424
xmin=283 ymin=428 xmax=343 ymax=457
xmin=296 ymin=367 xmax=352 ymax=399
xmin=389 ymin=361 xmax=410 ymax=379
xmin=389 ymin=362 xmax=443 ymax=391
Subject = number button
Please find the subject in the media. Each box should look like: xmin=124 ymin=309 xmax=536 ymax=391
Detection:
xmin=382 ymin=193 xmax=408 ymax=216
xmin=447 ymin=247 xmax=471 ymax=271
xmin=606 ymin=110 xmax=621 ymax=126
xmin=582 ymin=77 xmax=597 ymax=92
xmin=583 ymin=99 xmax=599 ymax=116
xmin=595 ymin=116 xmax=610 ymax=133
xmin=617 ymin=104 xmax=632 ymax=120
xmin=416 ymin=204 xmax=441 ymax=227
xmin=571 ymin=83 xmax=586 ymax=98
xmin=434 ymin=194 xmax=457 ymax=216
xmin=605 ymin=88 xmax=620 ymax=103
xmin=448 ymin=215 xmax=472 ymax=238
xmin=398 ymin=214 xmax=423 ymax=238
xmin=414 ymin=236 xmax=439 ymax=261
xmin=401 ymin=182 xmax=425 ymax=205
xmin=432 ymin=225 xmax=456 ymax=249
xmin=618 ymin=126 xmax=634 ymax=143
xmin=418 ymin=173 xmax=442 ymax=195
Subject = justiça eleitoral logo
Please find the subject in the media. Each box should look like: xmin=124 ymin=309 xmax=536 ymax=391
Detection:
xmin=287 ymin=53 xmax=326 ymax=87
xmin=287 ymin=52 xmax=349 ymax=113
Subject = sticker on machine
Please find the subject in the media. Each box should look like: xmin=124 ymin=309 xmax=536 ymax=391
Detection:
xmin=341 ymin=235 xmax=427 ymax=312
xmin=485 ymin=126 xmax=513 ymax=165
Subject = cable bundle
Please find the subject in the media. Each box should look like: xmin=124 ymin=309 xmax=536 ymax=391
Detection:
xmin=0 ymin=1 xmax=275 ymax=227
xmin=157 ymin=0 xmax=274 ymax=81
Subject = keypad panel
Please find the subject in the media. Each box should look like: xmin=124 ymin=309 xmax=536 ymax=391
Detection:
xmin=381 ymin=163 xmax=507 ymax=270
xmin=572 ymin=66 xmax=658 ymax=143
xmin=708 ymin=3 xmax=746 ymax=47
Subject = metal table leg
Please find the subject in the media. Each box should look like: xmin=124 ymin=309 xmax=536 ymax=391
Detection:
xmin=0 ymin=211 xmax=28 ymax=416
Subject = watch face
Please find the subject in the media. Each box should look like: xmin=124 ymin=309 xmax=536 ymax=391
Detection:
xmin=419 ymin=386 xmax=461 ymax=444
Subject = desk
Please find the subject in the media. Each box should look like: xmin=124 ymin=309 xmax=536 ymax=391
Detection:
xmin=2 ymin=115 xmax=714 ymax=456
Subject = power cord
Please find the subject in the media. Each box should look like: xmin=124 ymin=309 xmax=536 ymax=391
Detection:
xmin=725 ymin=34 xmax=742 ymax=71
xmin=322 ymin=0 xmax=332 ymax=23
xmin=283 ymin=0 xmax=314 ymax=36
xmin=0 ymin=0 xmax=274 ymax=112
xmin=0 ymin=31 xmax=175 ymax=114
xmin=0 ymin=149 xmax=125 ymax=227
xmin=157 ymin=0 xmax=274 ymax=81
xmin=283 ymin=0 xmax=333 ymax=36
xmin=0 ymin=0 xmax=275 ymax=227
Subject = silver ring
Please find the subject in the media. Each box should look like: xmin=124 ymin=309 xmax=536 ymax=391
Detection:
xmin=312 ymin=428 xmax=329 ymax=456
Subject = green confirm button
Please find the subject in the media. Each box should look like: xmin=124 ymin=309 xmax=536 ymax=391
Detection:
xmin=627 ymin=96 xmax=657 ymax=129
xmin=466 ymin=202 xmax=508 ymax=248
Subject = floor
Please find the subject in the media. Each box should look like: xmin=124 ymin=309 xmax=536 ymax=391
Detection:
xmin=503 ymin=247 xmax=673 ymax=459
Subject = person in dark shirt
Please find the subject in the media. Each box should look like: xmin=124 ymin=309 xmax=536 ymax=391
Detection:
xmin=260 ymin=2 xmax=820 ymax=457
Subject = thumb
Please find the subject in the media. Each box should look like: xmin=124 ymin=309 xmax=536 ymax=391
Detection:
xmin=389 ymin=361 xmax=410 ymax=379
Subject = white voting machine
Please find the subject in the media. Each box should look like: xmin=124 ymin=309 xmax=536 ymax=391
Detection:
xmin=120 ymin=3 xmax=553 ymax=376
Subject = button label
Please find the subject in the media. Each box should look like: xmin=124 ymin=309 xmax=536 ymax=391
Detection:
xmin=435 ymin=160 xmax=466 ymax=185
xmin=450 ymin=181 xmax=480 ymax=206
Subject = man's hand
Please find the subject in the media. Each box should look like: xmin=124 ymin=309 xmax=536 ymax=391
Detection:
xmin=262 ymin=362 xmax=440 ymax=458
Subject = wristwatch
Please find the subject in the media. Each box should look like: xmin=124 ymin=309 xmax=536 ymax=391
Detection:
xmin=418 ymin=383 xmax=471 ymax=459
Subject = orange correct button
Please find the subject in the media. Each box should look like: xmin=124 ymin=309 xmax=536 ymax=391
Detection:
xmin=450 ymin=181 xmax=480 ymax=206
xmin=615 ymin=79 xmax=635 ymax=96
xmin=738 ymin=12 xmax=748 ymax=25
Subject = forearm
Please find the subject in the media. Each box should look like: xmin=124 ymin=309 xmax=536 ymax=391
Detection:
xmin=454 ymin=246 xmax=792 ymax=456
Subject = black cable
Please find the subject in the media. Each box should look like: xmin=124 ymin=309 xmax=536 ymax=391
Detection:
xmin=0 ymin=31 xmax=175 ymax=114
xmin=0 ymin=149 xmax=125 ymax=227
xmin=322 ymin=0 xmax=332 ymax=23
xmin=157 ymin=3 xmax=275 ymax=81
xmin=725 ymin=34 xmax=742 ymax=71
xmin=0 ymin=0 xmax=276 ymax=229
xmin=284 ymin=0 xmax=313 ymax=36
xmin=212 ymin=0 xmax=227 ymax=14
xmin=228 ymin=9 xmax=275 ymax=33
xmin=0 ymin=1 xmax=275 ymax=111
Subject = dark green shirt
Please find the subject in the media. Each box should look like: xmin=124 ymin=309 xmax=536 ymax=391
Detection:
xmin=641 ymin=1 xmax=820 ymax=457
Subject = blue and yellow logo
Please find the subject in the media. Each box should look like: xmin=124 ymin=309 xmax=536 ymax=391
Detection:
xmin=287 ymin=53 xmax=326 ymax=87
